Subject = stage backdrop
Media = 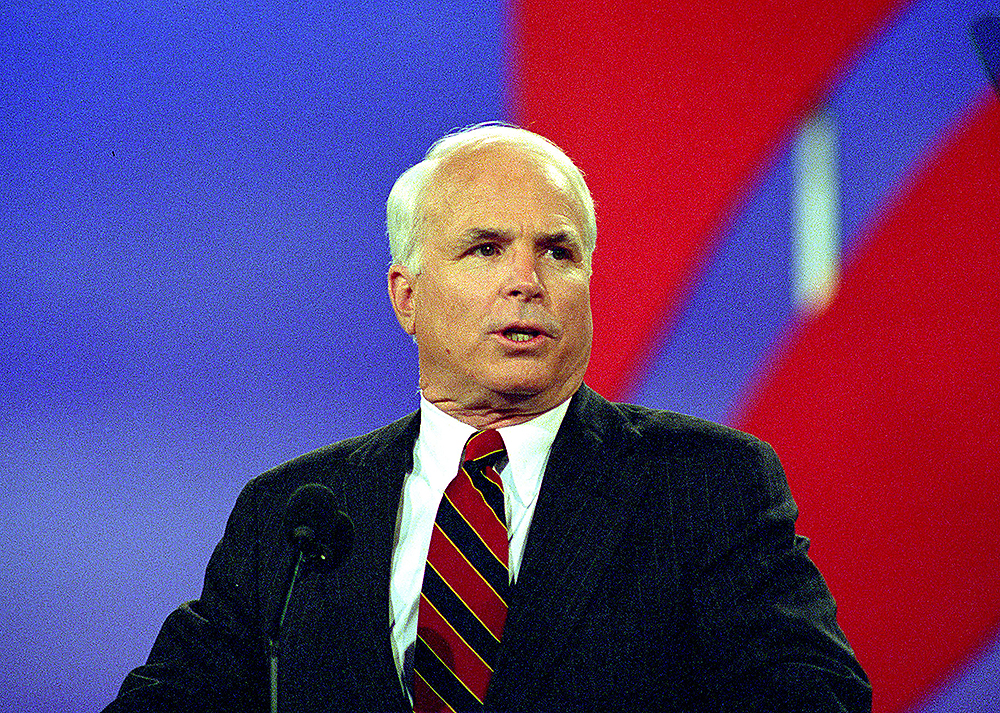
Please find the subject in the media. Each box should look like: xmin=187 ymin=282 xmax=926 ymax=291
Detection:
xmin=2 ymin=2 xmax=997 ymax=712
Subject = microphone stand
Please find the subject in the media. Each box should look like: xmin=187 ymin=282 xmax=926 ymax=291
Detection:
xmin=270 ymin=525 xmax=321 ymax=713
xmin=269 ymin=550 xmax=306 ymax=713
xmin=269 ymin=484 xmax=351 ymax=713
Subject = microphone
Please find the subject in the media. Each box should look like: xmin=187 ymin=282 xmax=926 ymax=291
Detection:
xmin=283 ymin=482 xmax=354 ymax=569
xmin=270 ymin=483 xmax=353 ymax=713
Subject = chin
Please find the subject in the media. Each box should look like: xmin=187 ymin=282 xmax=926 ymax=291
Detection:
xmin=475 ymin=358 xmax=585 ymax=405
xmin=483 ymin=372 xmax=569 ymax=404
xmin=480 ymin=375 xmax=546 ymax=398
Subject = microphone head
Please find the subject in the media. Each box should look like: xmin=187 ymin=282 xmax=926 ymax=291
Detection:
xmin=283 ymin=483 xmax=353 ymax=569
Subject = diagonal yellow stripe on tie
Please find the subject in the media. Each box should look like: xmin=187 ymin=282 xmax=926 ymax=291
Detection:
xmin=419 ymin=592 xmax=494 ymax=671
xmin=414 ymin=670 xmax=459 ymax=713
xmin=416 ymin=633 xmax=486 ymax=704
xmin=427 ymin=559 xmax=505 ymax=641
xmin=444 ymin=468 xmax=507 ymax=544
xmin=432 ymin=523 xmax=509 ymax=607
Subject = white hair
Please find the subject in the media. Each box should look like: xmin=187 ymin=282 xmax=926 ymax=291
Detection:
xmin=386 ymin=122 xmax=597 ymax=272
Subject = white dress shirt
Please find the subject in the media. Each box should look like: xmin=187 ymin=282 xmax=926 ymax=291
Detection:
xmin=388 ymin=395 xmax=571 ymax=692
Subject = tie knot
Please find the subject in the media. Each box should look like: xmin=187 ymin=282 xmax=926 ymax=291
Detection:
xmin=463 ymin=429 xmax=506 ymax=469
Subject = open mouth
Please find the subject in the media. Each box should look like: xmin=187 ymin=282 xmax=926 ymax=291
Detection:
xmin=501 ymin=328 xmax=542 ymax=343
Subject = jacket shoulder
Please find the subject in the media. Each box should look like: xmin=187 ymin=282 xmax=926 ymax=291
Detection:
xmin=617 ymin=402 xmax=768 ymax=451
xmin=574 ymin=387 xmax=788 ymax=506
xmin=578 ymin=386 xmax=774 ymax=461
xmin=236 ymin=410 xmax=419 ymax=508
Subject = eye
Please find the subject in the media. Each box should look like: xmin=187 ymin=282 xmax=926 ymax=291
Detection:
xmin=548 ymin=246 xmax=572 ymax=261
xmin=472 ymin=243 xmax=499 ymax=257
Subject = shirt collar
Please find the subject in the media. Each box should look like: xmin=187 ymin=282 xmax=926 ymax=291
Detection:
xmin=417 ymin=395 xmax=572 ymax=506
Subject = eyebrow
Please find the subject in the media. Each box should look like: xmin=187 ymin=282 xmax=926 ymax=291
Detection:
xmin=460 ymin=228 xmax=510 ymax=244
xmin=537 ymin=231 xmax=580 ymax=247
xmin=459 ymin=228 xmax=581 ymax=246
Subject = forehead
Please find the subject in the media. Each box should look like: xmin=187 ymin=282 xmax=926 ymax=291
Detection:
xmin=422 ymin=143 xmax=584 ymax=232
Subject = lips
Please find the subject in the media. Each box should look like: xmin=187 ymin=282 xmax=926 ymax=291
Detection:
xmin=492 ymin=320 xmax=555 ymax=346
xmin=502 ymin=327 xmax=542 ymax=342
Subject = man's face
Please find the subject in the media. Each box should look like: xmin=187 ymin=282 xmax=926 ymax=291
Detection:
xmin=388 ymin=143 xmax=593 ymax=418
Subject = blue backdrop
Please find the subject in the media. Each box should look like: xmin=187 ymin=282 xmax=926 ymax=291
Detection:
xmin=3 ymin=2 xmax=505 ymax=710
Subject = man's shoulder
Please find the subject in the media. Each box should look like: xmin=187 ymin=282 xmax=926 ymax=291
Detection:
xmin=577 ymin=388 xmax=791 ymax=524
xmin=575 ymin=385 xmax=772 ymax=459
xmin=247 ymin=410 xmax=420 ymax=494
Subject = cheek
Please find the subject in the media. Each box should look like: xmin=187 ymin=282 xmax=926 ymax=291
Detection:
xmin=440 ymin=295 xmax=475 ymax=331
xmin=438 ymin=277 xmax=488 ymax=316
xmin=561 ymin=293 xmax=594 ymax=352
xmin=557 ymin=284 xmax=592 ymax=322
xmin=419 ymin=283 xmax=480 ymax=339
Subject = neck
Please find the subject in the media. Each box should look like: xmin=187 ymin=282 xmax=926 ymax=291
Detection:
xmin=423 ymin=389 xmax=576 ymax=429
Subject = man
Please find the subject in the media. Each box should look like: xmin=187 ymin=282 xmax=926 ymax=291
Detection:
xmin=104 ymin=124 xmax=871 ymax=712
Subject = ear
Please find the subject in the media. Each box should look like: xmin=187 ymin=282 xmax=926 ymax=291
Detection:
xmin=388 ymin=264 xmax=418 ymax=335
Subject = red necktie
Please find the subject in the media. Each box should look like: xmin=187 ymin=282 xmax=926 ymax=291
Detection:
xmin=413 ymin=429 xmax=509 ymax=712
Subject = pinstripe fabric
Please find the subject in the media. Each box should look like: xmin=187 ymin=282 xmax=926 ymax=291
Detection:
xmin=413 ymin=429 xmax=508 ymax=712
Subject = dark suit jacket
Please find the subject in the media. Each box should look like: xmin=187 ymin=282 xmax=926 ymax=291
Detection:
xmin=105 ymin=386 xmax=871 ymax=712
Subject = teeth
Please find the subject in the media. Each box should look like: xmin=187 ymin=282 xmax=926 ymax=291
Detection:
xmin=507 ymin=331 xmax=535 ymax=342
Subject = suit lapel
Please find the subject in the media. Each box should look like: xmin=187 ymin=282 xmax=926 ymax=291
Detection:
xmin=486 ymin=387 xmax=643 ymax=709
xmin=339 ymin=412 xmax=420 ymax=712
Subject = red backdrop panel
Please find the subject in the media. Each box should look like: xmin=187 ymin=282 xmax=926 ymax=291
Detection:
xmin=737 ymin=94 xmax=1000 ymax=713
xmin=511 ymin=0 xmax=906 ymax=398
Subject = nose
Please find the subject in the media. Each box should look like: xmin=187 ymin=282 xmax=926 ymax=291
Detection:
xmin=503 ymin=246 xmax=543 ymax=301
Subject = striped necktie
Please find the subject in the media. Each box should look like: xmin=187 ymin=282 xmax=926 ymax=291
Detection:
xmin=413 ymin=429 xmax=509 ymax=712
